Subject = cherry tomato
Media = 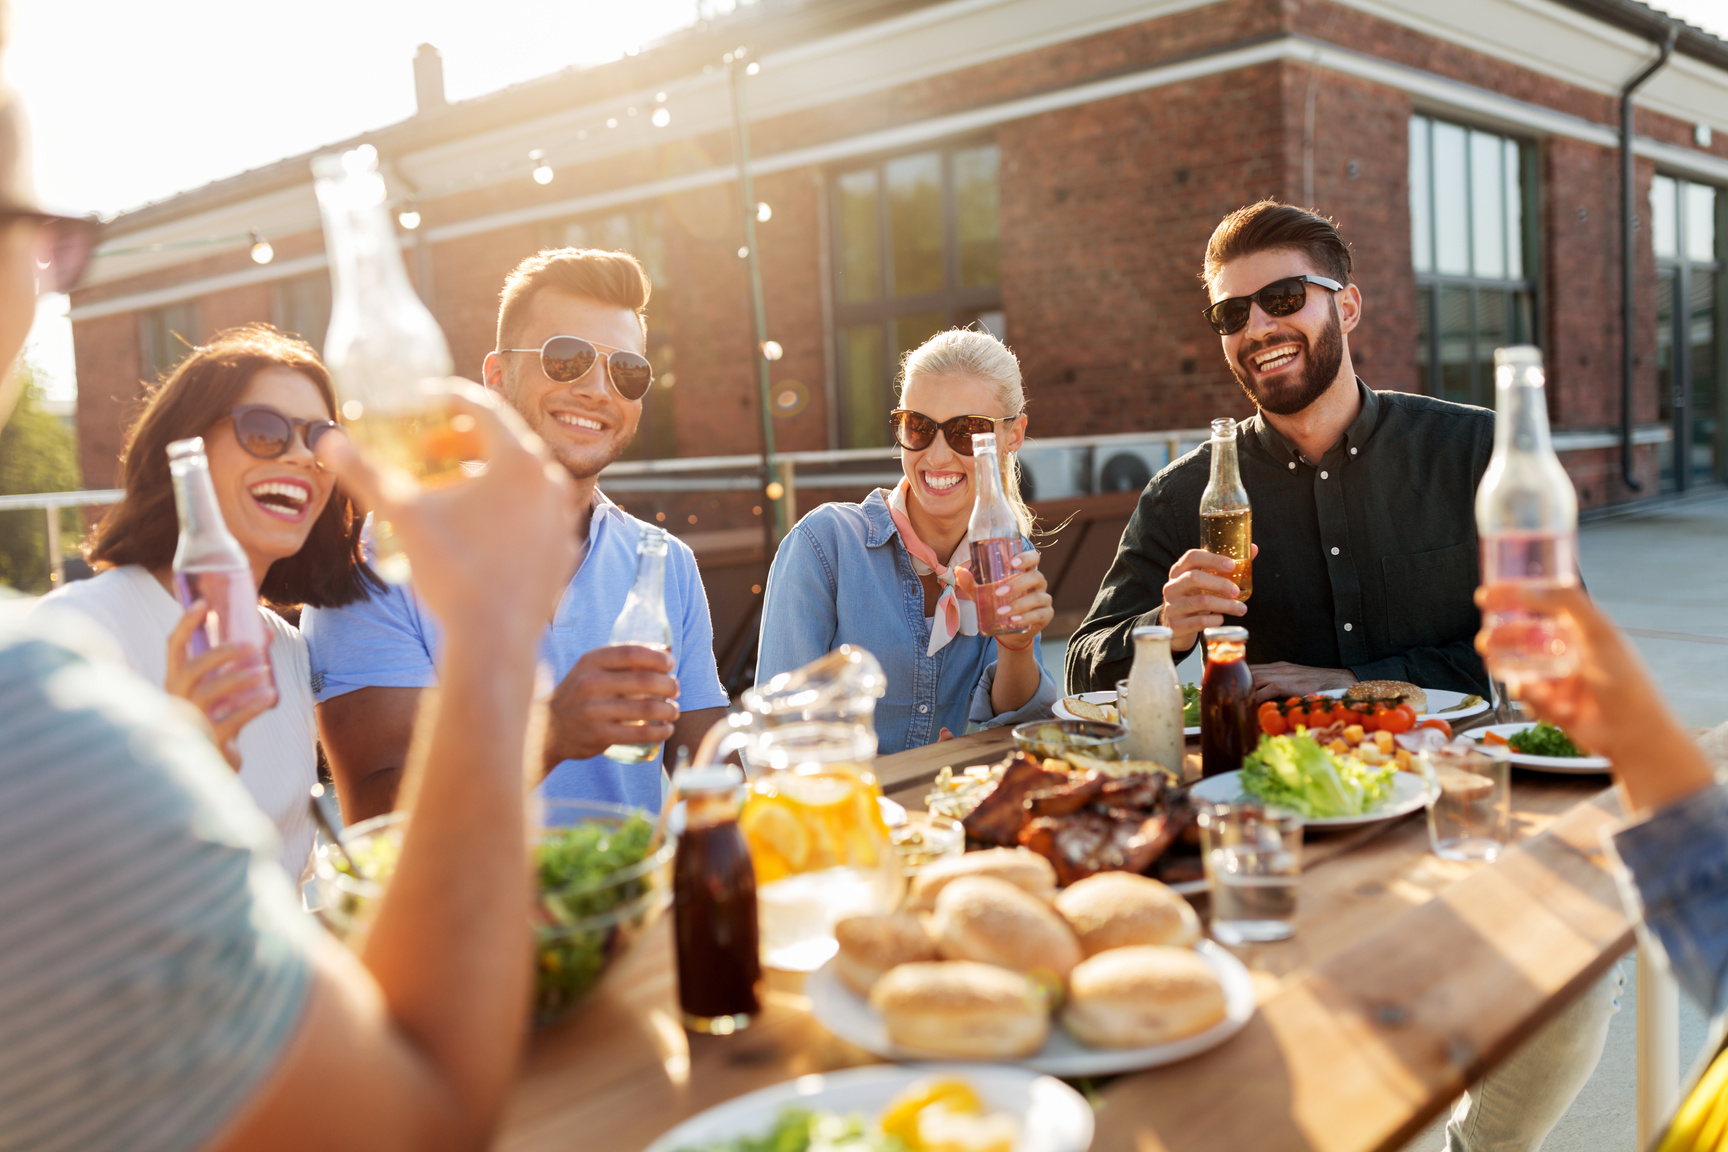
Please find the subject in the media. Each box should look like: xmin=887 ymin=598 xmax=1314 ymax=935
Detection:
xmin=1260 ymin=710 xmax=1288 ymax=737
xmin=1378 ymin=704 xmax=1415 ymax=734
xmin=1358 ymin=709 xmax=1380 ymax=733
xmin=1419 ymin=718 xmax=1452 ymax=739
xmin=1285 ymin=697 xmax=1302 ymax=709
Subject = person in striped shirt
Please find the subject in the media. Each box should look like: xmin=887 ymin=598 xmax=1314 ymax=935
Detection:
xmin=0 ymin=35 xmax=581 ymax=1152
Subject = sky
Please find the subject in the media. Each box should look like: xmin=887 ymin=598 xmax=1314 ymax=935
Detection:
xmin=10 ymin=0 xmax=1728 ymax=404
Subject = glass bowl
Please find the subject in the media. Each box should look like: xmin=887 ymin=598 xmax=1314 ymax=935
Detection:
xmin=1012 ymin=718 xmax=1130 ymax=762
xmin=311 ymin=799 xmax=676 ymax=1027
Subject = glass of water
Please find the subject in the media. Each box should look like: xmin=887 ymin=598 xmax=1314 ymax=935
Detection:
xmin=1425 ymin=744 xmax=1512 ymax=862
xmin=1198 ymin=802 xmax=1303 ymax=944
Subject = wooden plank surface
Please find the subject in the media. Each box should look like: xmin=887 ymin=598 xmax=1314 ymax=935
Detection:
xmin=496 ymin=734 xmax=1621 ymax=1152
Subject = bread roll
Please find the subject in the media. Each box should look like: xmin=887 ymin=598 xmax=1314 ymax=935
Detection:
xmin=906 ymin=847 xmax=1057 ymax=912
xmin=1054 ymin=872 xmax=1201 ymax=956
xmin=931 ymin=876 xmax=1082 ymax=991
xmin=870 ymin=961 xmax=1049 ymax=1059
xmin=1343 ymin=680 xmax=1428 ymax=714
xmin=833 ymin=913 xmax=938 ymax=995
xmin=1060 ymin=946 xmax=1227 ymax=1049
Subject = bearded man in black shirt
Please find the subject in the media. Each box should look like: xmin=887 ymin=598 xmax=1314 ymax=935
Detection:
xmin=1068 ymin=200 xmax=1494 ymax=702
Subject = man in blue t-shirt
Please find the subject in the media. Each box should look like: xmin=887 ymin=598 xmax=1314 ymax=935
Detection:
xmin=305 ymin=248 xmax=729 ymax=821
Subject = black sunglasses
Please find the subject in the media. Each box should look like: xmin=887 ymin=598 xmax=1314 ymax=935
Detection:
xmin=4 ymin=210 xmax=100 ymax=295
xmin=227 ymin=404 xmax=341 ymax=463
xmin=1202 ymin=274 xmax=1343 ymax=336
xmin=497 ymin=334 xmax=654 ymax=401
xmin=889 ymin=409 xmax=1006 ymax=456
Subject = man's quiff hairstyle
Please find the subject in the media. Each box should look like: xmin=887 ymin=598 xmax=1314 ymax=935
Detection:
xmin=495 ymin=247 xmax=651 ymax=349
xmin=1202 ymin=200 xmax=1354 ymax=293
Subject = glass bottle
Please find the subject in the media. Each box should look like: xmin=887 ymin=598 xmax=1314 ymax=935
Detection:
xmin=1123 ymin=624 xmax=1186 ymax=777
xmin=167 ymin=438 xmax=278 ymax=710
xmin=604 ymin=527 xmax=674 ymax=763
xmin=1200 ymin=625 xmax=1253 ymax=778
xmin=672 ymin=762 xmax=762 ymax=1034
xmin=313 ymin=144 xmax=465 ymax=584
xmin=967 ymin=431 xmax=1027 ymax=637
xmin=1475 ymin=346 xmax=1581 ymax=691
xmin=1199 ymin=417 xmax=1253 ymax=601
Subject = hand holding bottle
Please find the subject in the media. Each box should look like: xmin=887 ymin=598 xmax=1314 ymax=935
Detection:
xmin=1159 ymin=544 xmax=1259 ymax=652
xmin=954 ymin=548 xmax=1053 ymax=644
xmin=165 ymin=599 xmax=276 ymax=770
xmin=542 ymin=644 xmax=679 ymax=767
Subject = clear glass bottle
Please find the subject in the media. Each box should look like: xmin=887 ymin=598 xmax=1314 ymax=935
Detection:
xmin=167 ymin=437 xmax=277 ymax=710
xmin=967 ymin=431 xmax=1026 ymax=637
xmin=672 ymin=762 xmax=762 ymax=1034
xmin=313 ymin=144 xmax=463 ymax=584
xmin=1199 ymin=417 xmax=1253 ymax=601
xmin=1475 ymin=345 xmax=1581 ymax=691
xmin=1200 ymin=625 xmax=1252 ymax=779
xmin=1123 ymin=624 xmax=1185 ymax=776
xmin=605 ymin=527 xmax=674 ymax=763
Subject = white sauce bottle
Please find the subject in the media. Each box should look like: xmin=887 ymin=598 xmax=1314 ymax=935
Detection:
xmin=1123 ymin=624 xmax=1186 ymax=778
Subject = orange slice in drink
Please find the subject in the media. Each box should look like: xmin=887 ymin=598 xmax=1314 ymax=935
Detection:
xmin=739 ymin=795 xmax=811 ymax=882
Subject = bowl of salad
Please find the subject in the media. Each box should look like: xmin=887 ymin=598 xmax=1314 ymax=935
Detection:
xmin=312 ymin=799 xmax=676 ymax=1026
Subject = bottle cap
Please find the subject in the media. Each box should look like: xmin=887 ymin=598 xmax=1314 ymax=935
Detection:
xmin=1493 ymin=345 xmax=1542 ymax=369
xmin=673 ymin=763 xmax=745 ymax=796
xmin=971 ymin=431 xmax=998 ymax=454
xmin=166 ymin=437 xmax=206 ymax=460
xmin=1209 ymin=417 xmax=1237 ymax=439
xmin=1131 ymin=624 xmax=1174 ymax=641
xmin=1202 ymin=625 xmax=1249 ymax=643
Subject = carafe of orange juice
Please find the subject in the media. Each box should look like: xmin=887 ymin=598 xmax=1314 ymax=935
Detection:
xmin=691 ymin=646 xmax=899 ymax=971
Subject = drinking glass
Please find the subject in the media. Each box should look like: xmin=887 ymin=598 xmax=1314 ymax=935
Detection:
xmin=1425 ymin=744 xmax=1512 ymax=862
xmin=1197 ymin=802 xmax=1303 ymax=944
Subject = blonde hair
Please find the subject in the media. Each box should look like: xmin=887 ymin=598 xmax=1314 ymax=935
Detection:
xmin=898 ymin=328 xmax=1035 ymax=536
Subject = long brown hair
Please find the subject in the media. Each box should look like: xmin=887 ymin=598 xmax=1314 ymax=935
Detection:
xmin=87 ymin=323 xmax=380 ymax=609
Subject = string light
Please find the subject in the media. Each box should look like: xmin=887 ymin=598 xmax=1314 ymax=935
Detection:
xmin=656 ymin=91 xmax=668 ymax=103
xmin=248 ymin=230 xmax=274 ymax=265
xmin=397 ymin=202 xmax=422 ymax=230
xmin=652 ymin=107 xmax=671 ymax=128
xmin=746 ymin=62 xmax=760 ymax=75
xmin=761 ymin=340 xmax=783 ymax=361
xmin=530 ymin=149 xmax=554 ymax=185
xmin=737 ymin=246 xmax=749 ymax=258
xmin=756 ymin=201 xmax=772 ymax=223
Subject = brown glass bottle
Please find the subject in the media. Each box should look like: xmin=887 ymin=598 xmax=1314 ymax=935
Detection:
xmin=673 ymin=771 xmax=762 ymax=1034
xmin=1200 ymin=626 xmax=1254 ymax=778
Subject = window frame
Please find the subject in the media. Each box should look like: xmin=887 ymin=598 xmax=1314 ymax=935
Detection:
xmin=1410 ymin=114 xmax=1541 ymax=408
xmin=828 ymin=139 xmax=1004 ymax=447
xmin=1651 ymin=173 xmax=1726 ymax=490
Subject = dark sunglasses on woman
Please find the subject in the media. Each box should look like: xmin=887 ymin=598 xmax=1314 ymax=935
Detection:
xmin=6 ymin=209 xmax=100 ymax=295
xmin=1201 ymin=273 xmax=1343 ymax=336
xmin=497 ymin=334 xmax=655 ymax=401
xmin=889 ymin=409 xmax=1006 ymax=457
xmin=227 ymin=404 xmax=341 ymax=464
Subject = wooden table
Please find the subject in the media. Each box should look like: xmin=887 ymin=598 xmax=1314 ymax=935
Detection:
xmin=497 ymin=729 xmax=1632 ymax=1152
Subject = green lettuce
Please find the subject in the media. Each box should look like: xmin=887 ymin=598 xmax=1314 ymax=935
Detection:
xmin=1240 ymin=733 xmax=1397 ymax=819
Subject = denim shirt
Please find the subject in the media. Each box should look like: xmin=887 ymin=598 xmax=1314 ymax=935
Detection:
xmin=756 ymin=491 xmax=1059 ymax=756
xmin=1610 ymin=782 xmax=1728 ymax=1016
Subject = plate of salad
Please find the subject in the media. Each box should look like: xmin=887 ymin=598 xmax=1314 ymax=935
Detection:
xmin=1190 ymin=732 xmax=1430 ymax=829
xmin=1470 ymin=722 xmax=1610 ymax=773
xmin=1055 ymin=684 xmax=1202 ymax=736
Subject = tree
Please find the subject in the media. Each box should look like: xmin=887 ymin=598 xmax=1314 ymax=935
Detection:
xmin=0 ymin=364 xmax=83 ymax=593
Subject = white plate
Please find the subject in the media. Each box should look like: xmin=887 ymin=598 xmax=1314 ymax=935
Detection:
xmin=1314 ymin=686 xmax=1489 ymax=723
xmin=642 ymin=1063 xmax=1094 ymax=1152
xmin=1055 ymin=689 xmax=1200 ymax=737
xmin=1190 ymin=768 xmax=1430 ymax=830
xmin=807 ymin=940 xmax=1256 ymax=1076
xmin=1468 ymin=723 xmax=1611 ymax=773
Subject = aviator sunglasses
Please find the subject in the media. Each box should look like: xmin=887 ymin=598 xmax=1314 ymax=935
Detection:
xmin=889 ymin=409 xmax=1007 ymax=456
xmin=1201 ymin=274 xmax=1343 ymax=336
xmin=226 ymin=404 xmax=341 ymax=464
xmin=497 ymin=334 xmax=655 ymax=401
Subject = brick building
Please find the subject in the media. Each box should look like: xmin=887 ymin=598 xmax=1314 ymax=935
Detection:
xmin=70 ymin=0 xmax=1728 ymax=522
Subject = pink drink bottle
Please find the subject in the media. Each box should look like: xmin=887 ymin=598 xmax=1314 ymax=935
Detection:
xmin=966 ymin=431 xmax=1027 ymax=637
xmin=1473 ymin=346 xmax=1580 ymax=691
xmin=168 ymin=438 xmax=278 ymax=709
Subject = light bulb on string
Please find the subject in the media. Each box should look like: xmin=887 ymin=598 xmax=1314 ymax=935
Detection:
xmin=530 ymin=150 xmax=554 ymax=185
xmin=607 ymin=117 xmax=618 ymax=129
xmin=761 ymin=340 xmax=783 ymax=361
xmin=397 ymin=202 xmax=421 ymax=230
xmin=737 ymin=246 xmax=749 ymax=259
xmin=746 ymin=61 xmax=760 ymax=75
xmin=652 ymin=107 xmax=671 ymax=128
xmin=248 ymin=230 xmax=274 ymax=265
xmin=756 ymin=201 xmax=772 ymax=223
xmin=656 ymin=91 xmax=668 ymax=103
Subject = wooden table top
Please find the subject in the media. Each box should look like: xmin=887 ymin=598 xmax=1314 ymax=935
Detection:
xmin=497 ymin=728 xmax=1630 ymax=1152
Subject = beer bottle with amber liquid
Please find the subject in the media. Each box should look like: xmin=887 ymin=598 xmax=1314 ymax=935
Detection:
xmin=314 ymin=144 xmax=475 ymax=583
xmin=1200 ymin=417 xmax=1252 ymax=601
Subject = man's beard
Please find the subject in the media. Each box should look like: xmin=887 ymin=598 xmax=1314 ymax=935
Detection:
xmin=1230 ymin=302 xmax=1345 ymax=417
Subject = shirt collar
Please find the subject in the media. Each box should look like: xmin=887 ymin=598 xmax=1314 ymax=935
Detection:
xmin=861 ymin=488 xmax=898 ymax=548
xmin=1246 ymin=377 xmax=1379 ymax=465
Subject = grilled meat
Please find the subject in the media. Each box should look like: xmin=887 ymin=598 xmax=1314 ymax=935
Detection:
xmin=961 ymin=752 xmax=1068 ymax=847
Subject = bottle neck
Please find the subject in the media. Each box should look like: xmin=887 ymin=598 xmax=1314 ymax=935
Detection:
xmin=1493 ymin=376 xmax=1555 ymax=459
xmin=968 ymin=443 xmax=1017 ymax=538
xmin=170 ymin=456 xmax=246 ymax=572
xmin=317 ymin=169 xmax=418 ymax=312
xmin=632 ymin=540 xmax=667 ymax=593
xmin=1134 ymin=634 xmax=1174 ymax=667
xmin=1208 ymin=434 xmax=1239 ymax=487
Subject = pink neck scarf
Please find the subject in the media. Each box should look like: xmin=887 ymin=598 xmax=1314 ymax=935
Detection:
xmin=885 ymin=481 xmax=978 ymax=656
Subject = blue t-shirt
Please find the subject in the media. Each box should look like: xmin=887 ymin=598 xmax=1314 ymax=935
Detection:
xmin=302 ymin=492 xmax=729 ymax=813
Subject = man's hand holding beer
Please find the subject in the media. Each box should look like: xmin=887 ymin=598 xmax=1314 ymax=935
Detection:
xmin=1159 ymin=543 xmax=1257 ymax=652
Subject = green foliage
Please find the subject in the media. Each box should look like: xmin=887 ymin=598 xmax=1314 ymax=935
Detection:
xmin=0 ymin=367 xmax=83 ymax=593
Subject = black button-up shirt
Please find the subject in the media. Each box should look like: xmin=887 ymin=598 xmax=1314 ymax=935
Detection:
xmin=1066 ymin=380 xmax=1495 ymax=696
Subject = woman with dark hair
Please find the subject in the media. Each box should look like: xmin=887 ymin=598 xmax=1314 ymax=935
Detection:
xmin=33 ymin=323 xmax=376 ymax=875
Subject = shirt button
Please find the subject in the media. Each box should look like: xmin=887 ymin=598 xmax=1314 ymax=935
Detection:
xmin=918 ymin=704 xmax=930 ymax=714
xmin=1288 ymin=461 xmax=1296 ymax=470
xmin=1331 ymin=546 xmax=1340 ymax=556
xmin=1350 ymin=447 xmax=1358 ymax=456
xmin=1344 ymin=622 xmax=1354 ymax=631
xmin=1320 ymin=470 xmax=1329 ymax=479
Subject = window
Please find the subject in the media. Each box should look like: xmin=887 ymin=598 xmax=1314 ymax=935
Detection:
xmin=831 ymin=143 xmax=1002 ymax=447
xmin=138 ymin=302 xmax=199 ymax=383
xmin=271 ymin=273 xmax=332 ymax=351
xmin=1651 ymin=174 xmax=1725 ymax=489
xmin=1409 ymin=117 xmax=1536 ymax=408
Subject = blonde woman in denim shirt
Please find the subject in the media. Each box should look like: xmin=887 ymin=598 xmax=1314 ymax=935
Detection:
xmin=756 ymin=330 xmax=1059 ymax=753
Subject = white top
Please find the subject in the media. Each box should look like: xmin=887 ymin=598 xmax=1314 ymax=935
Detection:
xmin=32 ymin=566 xmax=317 ymax=877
